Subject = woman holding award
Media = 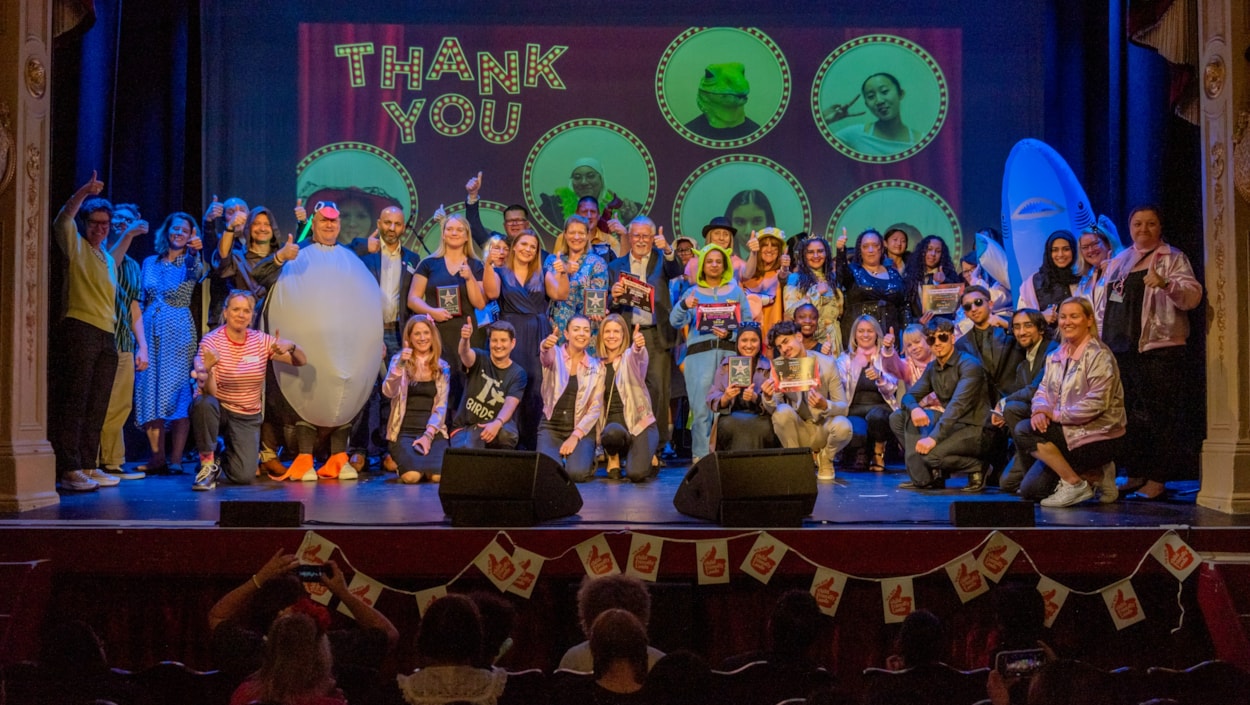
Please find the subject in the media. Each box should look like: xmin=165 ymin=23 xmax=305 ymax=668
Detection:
xmin=597 ymin=314 xmax=660 ymax=482
xmin=545 ymin=215 xmax=608 ymax=346
xmin=483 ymin=230 xmax=568 ymax=450
xmin=707 ymin=322 xmax=776 ymax=451
xmin=670 ymin=244 xmax=747 ymax=464
xmin=408 ymin=213 xmax=486 ymax=415
xmin=902 ymin=235 xmax=962 ymax=326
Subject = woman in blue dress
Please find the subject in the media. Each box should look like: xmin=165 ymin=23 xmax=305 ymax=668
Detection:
xmin=134 ymin=212 xmax=207 ymax=473
xmin=545 ymin=215 xmax=607 ymax=346
xmin=483 ymin=230 xmax=568 ymax=450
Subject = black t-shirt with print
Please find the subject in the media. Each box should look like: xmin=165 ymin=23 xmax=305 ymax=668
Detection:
xmin=453 ymin=348 xmax=528 ymax=428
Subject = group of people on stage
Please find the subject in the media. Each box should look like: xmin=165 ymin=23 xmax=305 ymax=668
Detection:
xmin=51 ymin=167 xmax=1202 ymax=509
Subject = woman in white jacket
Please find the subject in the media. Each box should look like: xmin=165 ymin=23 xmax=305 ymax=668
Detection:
xmin=596 ymin=314 xmax=659 ymax=482
xmin=382 ymin=315 xmax=451 ymax=484
xmin=835 ymin=315 xmax=902 ymax=472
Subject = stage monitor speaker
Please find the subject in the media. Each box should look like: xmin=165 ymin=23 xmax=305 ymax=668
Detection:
xmin=672 ymin=448 xmax=817 ymax=527
xmin=950 ymin=501 xmax=1036 ymax=528
xmin=439 ymin=448 xmax=583 ymax=527
xmin=219 ymin=500 xmax=304 ymax=527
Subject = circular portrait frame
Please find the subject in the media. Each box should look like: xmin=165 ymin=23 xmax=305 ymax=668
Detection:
xmin=827 ymin=180 xmax=961 ymax=255
xmin=655 ymin=27 xmax=791 ymax=149
xmin=296 ymin=142 xmax=420 ymax=240
xmin=672 ymin=154 xmax=811 ymax=248
xmin=523 ymin=119 xmax=657 ymax=236
xmin=811 ymin=34 xmax=948 ymax=164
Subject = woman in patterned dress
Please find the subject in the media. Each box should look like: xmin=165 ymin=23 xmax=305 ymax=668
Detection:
xmin=134 ymin=212 xmax=207 ymax=473
xmin=545 ymin=215 xmax=607 ymax=346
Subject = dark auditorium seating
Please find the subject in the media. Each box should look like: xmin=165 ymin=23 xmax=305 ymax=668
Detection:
xmin=860 ymin=664 xmax=990 ymax=705
xmin=1143 ymin=660 xmax=1250 ymax=705
xmin=709 ymin=660 xmax=837 ymax=705
xmin=124 ymin=661 xmax=230 ymax=705
xmin=499 ymin=668 xmax=549 ymax=705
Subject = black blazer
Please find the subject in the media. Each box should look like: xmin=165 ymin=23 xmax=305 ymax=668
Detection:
xmin=955 ymin=326 xmax=1024 ymax=403
xmin=606 ymin=248 xmax=685 ymax=350
xmin=348 ymin=238 xmax=420 ymax=321
xmin=1003 ymin=340 xmax=1058 ymax=404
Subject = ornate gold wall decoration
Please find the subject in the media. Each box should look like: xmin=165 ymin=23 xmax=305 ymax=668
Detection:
xmin=1209 ymin=140 xmax=1227 ymax=358
xmin=1203 ymin=55 xmax=1226 ymax=99
xmin=1234 ymin=110 xmax=1250 ymax=204
xmin=0 ymin=102 xmax=14 ymax=196
xmin=25 ymin=57 xmax=47 ymax=99
xmin=23 ymin=145 xmax=42 ymax=373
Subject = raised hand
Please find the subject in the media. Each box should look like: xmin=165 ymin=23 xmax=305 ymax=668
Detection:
xmin=551 ymin=256 xmax=568 ymax=276
xmin=269 ymin=330 xmax=294 ymax=356
xmin=457 ymin=260 xmax=472 ymax=279
xmin=466 ymin=171 xmax=483 ymax=199
xmin=747 ymin=231 xmax=760 ymax=253
xmin=461 ymin=321 xmax=474 ymax=340
xmin=278 ymin=234 xmax=299 ymax=262
xmin=78 ymin=170 xmax=105 ymax=198
xmin=541 ymin=331 xmax=559 ymax=351
xmin=836 ymin=228 xmax=848 ymax=251
xmin=399 ymin=347 xmax=413 ymax=363
xmin=293 ymin=198 xmax=307 ymax=223
xmin=883 ymin=327 xmax=896 ymax=350
xmin=229 ymin=209 xmax=247 ymax=231
xmin=205 ymin=194 xmax=224 ymax=221
xmin=684 ymin=293 xmax=698 ymax=309
xmin=822 ymin=92 xmax=865 ymax=124
xmin=632 ymin=324 xmax=645 ymax=349
xmin=865 ymin=366 xmax=880 ymax=381
xmin=187 ymin=229 xmax=203 ymax=251
xmin=780 ymin=252 xmax=791 ymax=272
xmin=607 ymin=218 xmax=626 ymax=236
xmin=367 ymin=229 xmax=381 ymax=253
xmin=653 ymin=226 xmax=668 ymax=252
xmin=125 ymin=219 xmax=150 ymax=239
xmin=1143 ymin=251 xmax=1168 ymax=289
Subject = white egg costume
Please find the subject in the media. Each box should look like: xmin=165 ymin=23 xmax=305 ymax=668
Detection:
xmin=266 ymin=242 xmax=383 ymax=427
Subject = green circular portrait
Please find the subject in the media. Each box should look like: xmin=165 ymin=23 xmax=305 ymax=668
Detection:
xmin=296 ymin=142 xmax=418 ymax=245
xmin=672 ymin=155 xmax=811 ymax=249
xmin=656 ymin=27 xmax=791 ymax=149
xmin=828 ymin=180 xmax=961 ymax=255
xmin=524 ymin=119 xmax=657 ymax=235
xmin=812 ymin=35 xmax=948 ymax=164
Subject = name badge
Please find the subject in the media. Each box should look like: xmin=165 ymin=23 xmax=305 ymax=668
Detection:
xmin=241 ymin=355 xmax=261 ymax=364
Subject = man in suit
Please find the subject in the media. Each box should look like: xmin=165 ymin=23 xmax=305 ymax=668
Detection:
xmin=347 ymin=205 xmax=421 ymax=469
xmin=954 ymin=285 xmax=1024 ymax=488
xmin=607 ymin=215 xmax=685 ymax=466
xmin=995 ymin=308 xmax=1058 ymax=493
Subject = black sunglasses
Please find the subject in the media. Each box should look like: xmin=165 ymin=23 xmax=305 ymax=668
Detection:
xmin=961 ymin=298 xmax=986 ymax=312
xmin=925 ymin=331 xmax=953 ymax=344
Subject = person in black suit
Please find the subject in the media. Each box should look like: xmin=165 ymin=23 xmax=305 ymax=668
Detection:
xmin=463 ymin=171 xmax=532 ymax=250
xmin=954 ymin=285 xmax=1024 ymax=487
xmin=607 ymin=216 xmax=685 ymax=462
xmin=995 ymin=309 xmax=1058 ymax=493
xmin=346 ymin=206 xmax=422 ymax=470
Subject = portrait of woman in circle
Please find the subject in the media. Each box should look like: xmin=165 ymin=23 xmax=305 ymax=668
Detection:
xmin=824 ymin=72 xmax=918 ymax=157
xmin=539 ymin=157 xmax=642 ymax=229
xmin=725 ymin=189 xmax=775 ymax=235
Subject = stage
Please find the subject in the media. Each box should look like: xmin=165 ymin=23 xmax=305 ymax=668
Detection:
xmin=2 ymin=461 xmax=1249 ymax=680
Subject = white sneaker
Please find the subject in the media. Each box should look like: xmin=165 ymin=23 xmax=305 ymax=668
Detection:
xmin=816 ymin=448 xmax=836 ymax=482
xmin=338 ymin=465 xmax=359 ymax=480
xmin=61 ymin=470 xmax=99 ymax=492
xmin=1097 ymin=463 xmax=1119 ymax=504
xmin=1041 ymin=479 xmax=1094 ymax=508
xmin=85 ymin=467 xmax=121 ymax=487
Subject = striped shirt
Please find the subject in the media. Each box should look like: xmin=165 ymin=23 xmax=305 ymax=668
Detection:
xmin=199 ymin=327 xmax=275 ymax=415
xmin=113 ymin=255 xmax=142 ymax=353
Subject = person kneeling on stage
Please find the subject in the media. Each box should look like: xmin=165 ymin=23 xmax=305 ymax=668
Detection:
xmin=761 ymin=321 xmax=852 ymax=481
xmin=889 ymin=318 xmax=989 ymax=490
xmin=708 ymin=322 xmax=777 ymax=452
xmin=1017 ymin=297 xmax=1126 ymax=507
xmin=995 ymin=309 xmax=1057 ymax=493
xmin=450 ymin=320 xmax=526 ymax=450
xmin=538 ymin=315 xmax=605 ymax=481
xmin=597 ymin=314 xmax=660 ymax=482
xmin=382 ymin=315 xmax=451 ymax=484
xmin=836 ymin=314 xmax=903 ymax=472
xmin=191 ymin=291 xmax=306 ymax=491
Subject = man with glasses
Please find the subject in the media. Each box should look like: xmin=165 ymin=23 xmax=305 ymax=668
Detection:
xmin=889 ymin=319 xmax=990 ymax=490
xmin=954 ymin=285 xmax=1025 ymax=485
xmin=464 ymin=171 xmax=532 ymax=249
xmin=50 ymin=172 xmax=123 ymax=491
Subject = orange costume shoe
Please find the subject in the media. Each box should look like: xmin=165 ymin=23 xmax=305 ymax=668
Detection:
xmin=318 ymin=452 xmax=358 ymax=480
xmin=268 ymin=453 xmax=316 ymax=482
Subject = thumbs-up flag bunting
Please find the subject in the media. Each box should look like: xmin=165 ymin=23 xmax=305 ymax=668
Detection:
xmin=1102 ymin=579 xmax=1146 ymax=630
xmin=506 ymin=547 xmax=545 ymax=599
xmin=695 ymin=539 xmax=731 ymax=585
xmin=575 ymin=534 xmax=620 ymax=578
xmin=414 ymin=585 xmax=447 ymax=617
xmin=740 ymin=533 xmax=788 ymax=585
xmin=810 ymin=568 xmax=849 ymax=618
xmin=977 ymin=532 xmax=1021 ymax=583
xmin=1036 ymin=576 xmax=1070 ymax=628
xmin=338 ymin=571 xmax=383 ymax=618
xmin=625 ymin=534 xmax=663 ymax=582
xmin=474 ymin=539 xmax=520 ymax=592
xmin=881 ymin=577 xmax=916 ymax=624
xmin=944 ymin=552 xmax=990 ymax=603
xmin=1150 ymin=533 xmax=1200 ymax=581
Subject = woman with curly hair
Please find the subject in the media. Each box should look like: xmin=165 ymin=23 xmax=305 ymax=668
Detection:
xmin=835 ymin=228 xmax=906 ymax=343
xmin=902 ymin=235 xmax=962 ymax=326
xmin=783 ymin=236 xmax=843 ymax=354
